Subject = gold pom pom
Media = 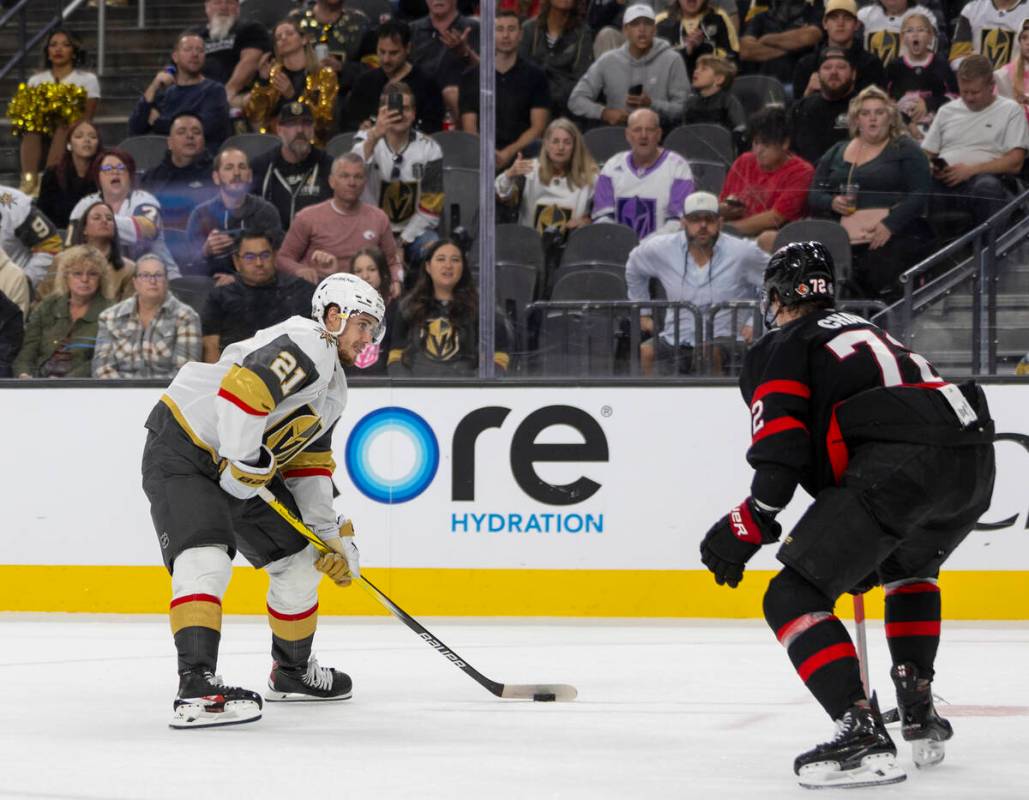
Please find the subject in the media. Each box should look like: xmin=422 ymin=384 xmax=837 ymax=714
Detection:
xmin=5 ymin=81 xmax=88 ymax=137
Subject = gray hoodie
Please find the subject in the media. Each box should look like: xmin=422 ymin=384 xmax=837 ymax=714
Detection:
xmin=568 ymin=38 xmax=689 ymax=126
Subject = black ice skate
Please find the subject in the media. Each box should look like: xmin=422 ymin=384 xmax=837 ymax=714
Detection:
xmin=891 ymin=662 xmax=953 ymax=769
xmin=170 ymin=669 xmax=263 ymax=729
xmin=795 ymin=696 xmax=906 ymax=789
xmin=266 ymin=655 xmax=352 ymax=702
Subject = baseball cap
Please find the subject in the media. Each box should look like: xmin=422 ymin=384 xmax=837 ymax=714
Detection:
xmin=623 ymin=4 xmax=656 ymax=24
xmin=278 ymin=101 xmax=313 ymax=124
xmin=823 ymin=0 xmax=858 ymax=18
xmin=818 ymin=46 xmax=854 ymax=67
xmin=683 ymin=191 xmax=720 ymax=217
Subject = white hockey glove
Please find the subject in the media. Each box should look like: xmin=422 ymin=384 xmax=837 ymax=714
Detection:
xmin=219 ymin=445 xmax=277 ymax=500
xmin=314 ymin=518 xmax=360 ymax=587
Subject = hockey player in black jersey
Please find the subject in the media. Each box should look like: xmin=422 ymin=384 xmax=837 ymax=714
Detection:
xmin=699 ymin=242 xmax=996 ymax=788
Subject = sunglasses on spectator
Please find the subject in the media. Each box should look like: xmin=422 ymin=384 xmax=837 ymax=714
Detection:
xmin=391 ymin=153 xmax=403 ymax=181
xmin=239 ymin=251 xmax=274 ymax=264
xmin=99 ymin=163 xmax=128 ymax=173
xmin=135 ymin=272 xmax=166 ymax=282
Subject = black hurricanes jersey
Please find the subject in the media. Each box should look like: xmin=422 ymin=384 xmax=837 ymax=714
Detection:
xmin=739 ymin=309 xmax=977 ymax=506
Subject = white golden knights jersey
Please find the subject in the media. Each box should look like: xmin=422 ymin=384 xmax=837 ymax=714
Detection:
xmin=161 ymin=315 xmax=348 ymax=534
xmin=739 ymin=309 xmax=978 ymax=510
xmin=950 ymin=0 xmax=1029 ymax=69
xmin=0 ymin=186 xmax=61 ymax=285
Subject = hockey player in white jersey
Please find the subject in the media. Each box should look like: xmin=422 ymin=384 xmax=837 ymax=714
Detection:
xmin=141 ymin=272 xmax=385 ymax=729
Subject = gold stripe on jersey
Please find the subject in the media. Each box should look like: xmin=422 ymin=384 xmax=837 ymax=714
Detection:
xmin=160 ymin=394 xmax=220 ymax=464
xmin=419 ymin=189 xmax=445 ymax=217
xmin=267 ymin=604 xmax=318 ymax=641
xmin=170 ymin=596 xmax=222 ymax=635
xmin=282 ymin=448 xmax=336 ymax=474
xmin=220 ymin=364 xmax=276 ymax=415
xmin=948 ymin=40 xmax=974 ymax=61
xmin=388 ymin=348 xmax=403 ymax=365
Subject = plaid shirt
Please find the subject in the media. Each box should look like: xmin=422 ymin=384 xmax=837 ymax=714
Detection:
xmin=92 ymin=292 xmax=201 ymax=379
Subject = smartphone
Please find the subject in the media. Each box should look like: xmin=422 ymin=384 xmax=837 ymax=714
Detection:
xmin=387 ymin=92 xmax=404 ymax=114
xmin=629 ymin=83 xmax=643 ymax=96
xmin=725 ymin=196 xmax=744 ymax=208
xmin=931 ymin=157 xmax=948 ymax=171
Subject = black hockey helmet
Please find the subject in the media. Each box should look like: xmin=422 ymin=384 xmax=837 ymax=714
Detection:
xmin=761 ymin=241 xmax=835 ymax=326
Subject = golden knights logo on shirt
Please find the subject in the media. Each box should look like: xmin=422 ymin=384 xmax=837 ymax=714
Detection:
xmin=981 ymin=27 xmax=1015 ymax=67
xmin=867 ymin=30 xmax=901 ymax=66
xmin=533 ymin=203 xmax=573 ymax=234
xmin=423 ymin=317 xmax=460 ymax=362
xmin=264 ymin=405 xmax=323 ymax=464
xmin=380 ymin=181 xmax=418 ymax=225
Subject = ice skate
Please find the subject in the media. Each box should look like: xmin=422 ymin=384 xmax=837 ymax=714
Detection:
xmin=795 ymin=697 xmax=906 ymax=789
xmin=170 ymin=669 xmax=263 ymax=729
xmin=891 ymin=662 xmax=952 ymax=768
xmin=266 ymin=655 xmax=352 ymax=702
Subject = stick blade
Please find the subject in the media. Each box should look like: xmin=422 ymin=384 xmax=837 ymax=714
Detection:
xmin=500 ymin=683 xmax=578 ymax=702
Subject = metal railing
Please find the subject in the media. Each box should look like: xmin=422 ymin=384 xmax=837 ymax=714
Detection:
xmin=0 ymin=0 xmax=147 ymax=82
xmin=874 ymin=187 xmax=1029 ymax=374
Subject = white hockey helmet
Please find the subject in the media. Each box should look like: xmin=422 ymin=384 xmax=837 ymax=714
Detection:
xmin=311 ymin=272 xmax=386 ymax=344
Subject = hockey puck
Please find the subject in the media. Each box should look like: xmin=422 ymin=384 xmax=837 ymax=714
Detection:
xmin=533 ymin=692 xmax=556 ymax=702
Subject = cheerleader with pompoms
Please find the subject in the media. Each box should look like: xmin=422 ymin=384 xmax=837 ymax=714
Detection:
xmin=6 ymin=29 xmax=100 ymax=196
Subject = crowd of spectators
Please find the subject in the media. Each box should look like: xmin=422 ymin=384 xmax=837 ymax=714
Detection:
xmin=4 ymin=0 xmax=1029 ymax=379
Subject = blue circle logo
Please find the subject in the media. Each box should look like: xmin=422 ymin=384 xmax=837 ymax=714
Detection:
xmin=345 ymin=407 xmax=439 ymax=503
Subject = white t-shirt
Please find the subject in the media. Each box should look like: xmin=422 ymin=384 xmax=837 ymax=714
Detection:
xmin=28 ymin=68 xmax=101 ymax=98
xmin=922 ymin=95 xmax=1029 ymax=165
xmin=495 ymin=161 xmax=596 ymax=233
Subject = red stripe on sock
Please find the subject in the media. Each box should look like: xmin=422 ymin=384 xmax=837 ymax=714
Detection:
xmin=776 ymin=612 xmax=831 ymax=647
xmin=885 ymin=621 xmax=941 ymax=638
xmin=797 ymin=642 xmax=858 ymax=682
xmin=170 ymin=593 xmax=221 ymax=609
xmin=267 ymin=602 xmax=319 ymax=621
xmin=885 ymin=581 xmax=939 ymax=596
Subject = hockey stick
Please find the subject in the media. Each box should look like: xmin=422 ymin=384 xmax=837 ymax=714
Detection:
xmin=256 ymin=488 xmax=577 ymax=702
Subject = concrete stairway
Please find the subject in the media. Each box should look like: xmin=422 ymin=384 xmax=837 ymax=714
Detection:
xmin=1 ymin=1 xmax=202 ymax=185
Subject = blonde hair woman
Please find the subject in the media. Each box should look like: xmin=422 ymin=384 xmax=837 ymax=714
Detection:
xmin=495 ymin=117 xmax=599 ymax=234
xmin=13 ymin=244 xmax=113 ymax=378
xmin=244 ymin=18 xmax=338 ymax=145
xmin=808 ymin=86 xmax=934 ymax=301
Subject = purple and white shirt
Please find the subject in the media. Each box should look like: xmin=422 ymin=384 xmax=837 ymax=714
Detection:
xmin=592 ymin=149 xmax=694 ymax=241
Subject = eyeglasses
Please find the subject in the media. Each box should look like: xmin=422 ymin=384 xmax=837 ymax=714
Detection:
xmin=239 ymin=251 xmax=274 ymax=264
xmin=134 ymin=272 xmax=166 ymax=282
xmin=99 ymin=163 xmax=127 ymax=173
xmin=69 ymin=270 xmax=101 ymax=280
xmin=390 ymin=153 xmax=404 ymax=181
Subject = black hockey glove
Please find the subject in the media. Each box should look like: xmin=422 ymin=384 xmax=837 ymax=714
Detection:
xmin=699 ymin=498 xmax=782 ymax=589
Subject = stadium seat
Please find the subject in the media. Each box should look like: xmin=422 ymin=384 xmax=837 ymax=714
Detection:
xmin=169 ymin=275 xmax=215 ymax=315
xmin=117 ymin=135 xmax=168 ymax=175
xmin=560 ymin=223 xmax=638 ymax=273
xmin=223 ymin=133 xmax=280 ymax=164
xmin=773 ymin=219 xmax=853 ymax=283
xmin=688 ymin=160 xmax=728 ymax=195
xmin=665 ymin=124 xmax=735 ymax=166
xmin=431 ymin=130 xmax=480 ymax=170
xmin=583 ymin=126 xmax=628 ymax=166
xmin=731 ymin=75 xmax=787 ymax=117
xmin=442 ymin=166 xmax=480 ymax=245
xmin=325 ymin=132 xmax=356 ymax=159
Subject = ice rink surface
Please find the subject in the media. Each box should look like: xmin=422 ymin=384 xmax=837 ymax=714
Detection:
xmin=0 ymin=615 xmax=1025 ymax=800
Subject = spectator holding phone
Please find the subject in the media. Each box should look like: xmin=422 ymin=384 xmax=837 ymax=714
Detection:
xmin=353 ymin=82 xmax=444 ymax=270
xmin=569 ymin=4 xmax=690 ymax=129
xmin=184 ymin=147 xmax=283 ymax=281
xmin=923 ymin=55 xmax=1029 ymax=227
